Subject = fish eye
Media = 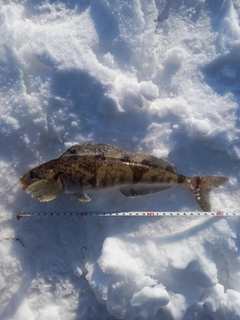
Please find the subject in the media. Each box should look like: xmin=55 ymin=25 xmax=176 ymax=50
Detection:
xmin=30 ymin=171 xmax=35 ymax=179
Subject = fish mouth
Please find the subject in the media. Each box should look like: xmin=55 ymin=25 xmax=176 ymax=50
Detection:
xmin=19 ymin=177 xmax=30 ymax=191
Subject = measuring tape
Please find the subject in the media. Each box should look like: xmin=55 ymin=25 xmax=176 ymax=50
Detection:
xmin=17 ymin=211 xmax=239 ymax=219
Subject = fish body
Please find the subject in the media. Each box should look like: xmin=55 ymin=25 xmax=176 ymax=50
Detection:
xmin=20 ymin=143 xmax=228 ymax=211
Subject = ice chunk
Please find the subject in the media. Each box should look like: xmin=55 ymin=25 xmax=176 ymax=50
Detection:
xmin=130 ymin=285 xmax=169 ymax=317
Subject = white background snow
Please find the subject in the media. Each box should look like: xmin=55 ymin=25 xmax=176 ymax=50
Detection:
xmin=0 ymin=0 xmax=240 ymax=319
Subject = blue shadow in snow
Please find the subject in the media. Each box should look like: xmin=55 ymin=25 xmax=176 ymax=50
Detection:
xmin=202 ymin=47 xmax=240 ymax=98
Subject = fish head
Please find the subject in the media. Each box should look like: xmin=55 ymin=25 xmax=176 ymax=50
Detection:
xmin=19 ymin=163 xmax=56 ymax=191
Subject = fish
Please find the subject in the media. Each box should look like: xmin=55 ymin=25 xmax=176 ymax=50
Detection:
xmin=19 ymin=142 xmax=229 ymax=211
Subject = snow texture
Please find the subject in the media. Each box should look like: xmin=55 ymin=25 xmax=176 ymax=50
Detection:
xmin=0 ymin=0 xmax=240 ymax=319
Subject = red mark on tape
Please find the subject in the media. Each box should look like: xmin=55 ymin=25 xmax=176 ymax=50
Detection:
xmin=216 ymin=212 xmax=224 ymax=216
xmin=147 ymin=212 xmax=155 ymax=216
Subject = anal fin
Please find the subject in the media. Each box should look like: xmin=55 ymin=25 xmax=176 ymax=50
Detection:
xmin=119 ymin=185 xmax=174 ymax=198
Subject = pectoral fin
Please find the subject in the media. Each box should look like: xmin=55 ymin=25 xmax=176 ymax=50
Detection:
xmin=26 ymin=179 xmax=62 ymax=202
xmin=74 ymin=193 xmax=91 ymax=202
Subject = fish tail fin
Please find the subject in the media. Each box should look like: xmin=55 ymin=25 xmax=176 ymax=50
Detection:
xmin=187 ymin=176 xmax=229 ymax=211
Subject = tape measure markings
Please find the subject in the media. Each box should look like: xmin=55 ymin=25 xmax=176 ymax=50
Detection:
xmin=17 ymin=211 xmax=239 ymax=219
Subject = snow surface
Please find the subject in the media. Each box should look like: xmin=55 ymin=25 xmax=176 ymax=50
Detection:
xmin=0 ymin=0 xmax=240 ymax=319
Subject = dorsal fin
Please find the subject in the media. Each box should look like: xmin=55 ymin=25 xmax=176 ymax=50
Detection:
xmin=60 ymin=143 xmax=177 ymax=172
xmin=60 ymin=143 xmax=128 ymax=158
xmin=128 ymin=153 xmax=177 ymax=172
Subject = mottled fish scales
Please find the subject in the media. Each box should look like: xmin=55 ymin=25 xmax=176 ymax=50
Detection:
xmin=19 ymin=143 xmax=229 ymax=211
